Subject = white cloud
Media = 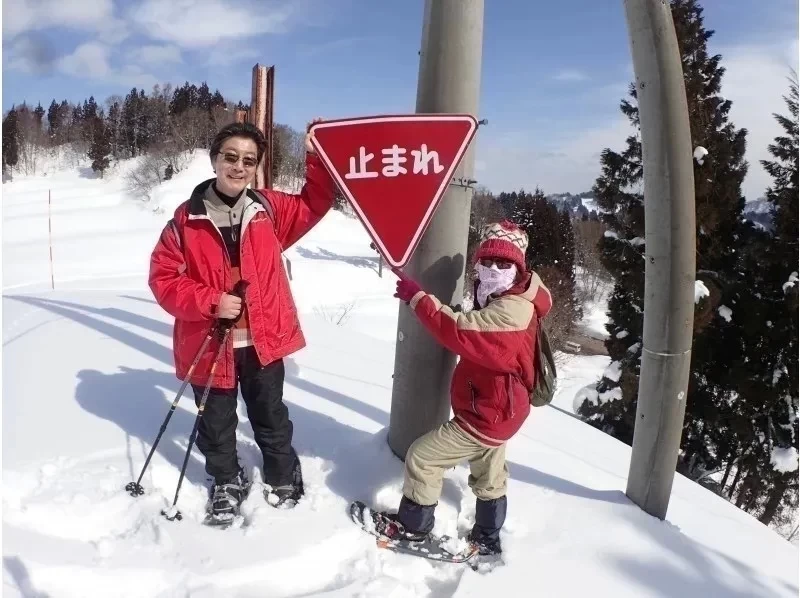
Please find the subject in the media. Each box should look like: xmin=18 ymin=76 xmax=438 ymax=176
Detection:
xmin=554 ymin=69 xmax=590 ymax=82
xmin=128 ymin=0 xmax=294 ymax=48
xmin=2 ymin=0 xmax=128 ymax=43
xmin=130 ymin=45 xmax=184 ymax=66
xmin=54 ymin=43 xmax=158 ymax=89
xmin=57 ymin=42 xmax=112 ymax=79
xmin=718 ymin=38 xmax=799 ymax=201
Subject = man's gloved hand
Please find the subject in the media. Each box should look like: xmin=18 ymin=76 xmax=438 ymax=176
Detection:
xmin=215 ymin=279 xmax=249 ymax=340
xmin=392 ymin=267 xmax=422 ymax=304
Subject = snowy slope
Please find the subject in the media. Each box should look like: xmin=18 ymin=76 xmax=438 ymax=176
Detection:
xmin=3 ymin=155 xmax=797 ymax=598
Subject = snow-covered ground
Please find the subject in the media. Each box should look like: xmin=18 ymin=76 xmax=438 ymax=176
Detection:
xmin=2 ymin=153 xmax=797 ymax=597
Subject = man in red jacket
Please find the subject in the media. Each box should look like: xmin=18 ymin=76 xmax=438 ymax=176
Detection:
xmin=149 ymin=121 xmax=336 ymax=523
xmin=383 ymin=220 xmax=552 ymax=555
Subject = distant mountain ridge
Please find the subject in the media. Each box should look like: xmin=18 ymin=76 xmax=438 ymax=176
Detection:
xmin=543 ymin=191 xmax=774 ymax=231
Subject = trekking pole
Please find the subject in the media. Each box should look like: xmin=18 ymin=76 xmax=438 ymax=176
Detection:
xmin=161 ymin=279 xmax=249 ymax=521
xmin=126 ymin=324 xmax=219 ymax=497
xmin=162 ymin=324 xmax=231 ymax=521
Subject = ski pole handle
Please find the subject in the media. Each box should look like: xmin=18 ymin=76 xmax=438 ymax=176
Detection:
xmin=216 ymin=279 xmax=250 ymax=337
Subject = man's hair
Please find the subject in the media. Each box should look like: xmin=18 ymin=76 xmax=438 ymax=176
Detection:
xmin=210 ymin=122 xmax=267 ymax=163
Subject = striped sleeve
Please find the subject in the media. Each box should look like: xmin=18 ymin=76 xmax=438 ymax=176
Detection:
xmin=410 ymin=292 xmax=534 ymax=372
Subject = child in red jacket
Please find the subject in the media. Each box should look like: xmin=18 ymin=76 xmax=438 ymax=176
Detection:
xmin=367 ymin=220 xmax=552 ymax=555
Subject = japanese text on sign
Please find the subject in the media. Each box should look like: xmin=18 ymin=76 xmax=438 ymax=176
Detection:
xmin=345 ymin=144 xmax=446 ymax=180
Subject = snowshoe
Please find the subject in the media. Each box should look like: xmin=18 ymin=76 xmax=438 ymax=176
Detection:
xmin=467 ymin=530 xmax=502 ymax=556
xmin=264 ymin=459 xmax=304 ymax=509
xmin=264 ymin=479 xmax=305 ymax=509
xmin=202 ymin=468 xmax=250 ymax=528
xmin=349 ymin=500 xmax=478 ymax=564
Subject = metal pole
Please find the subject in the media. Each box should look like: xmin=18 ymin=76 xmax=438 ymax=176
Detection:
xmin=265 ymin=65 xmax=275 ymax=190
xmin=387 ymin=0 xmax=484 ymax=459
xmin=622 ymin=0 xmax=696 ymax=520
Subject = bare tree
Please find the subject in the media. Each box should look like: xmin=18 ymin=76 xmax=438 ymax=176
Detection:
xmin=537 ymin=265 xmax=579 ymax=355
xmin=105 ymin=95 xmax=124 ymax=160
xmin=14 ymin=104 xmax=46 ymax=175
xmin=211 ymin=103 xmax=235 ymax=133
xmin=170 ymin=106 xmax=207 ymax=154
xmin=273 ymin=123 xmax=306 ymax=192
xmin=314 ymin=301 xmax=357 ymax=326
xmin=573 ymin=219 xmax=611 ymax=304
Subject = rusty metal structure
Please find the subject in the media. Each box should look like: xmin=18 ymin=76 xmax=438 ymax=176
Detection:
xmin=232 ymin=64 xmax=275 ymax=189
xmin=248 ymin=64 xmax=275 ymax=189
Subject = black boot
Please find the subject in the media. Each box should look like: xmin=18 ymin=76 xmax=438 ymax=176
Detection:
xmin=207 ymin=467 xmax=250 ymax=523
xmin=468 ymin=496 xmax=506 ymax=555
xmin=396 ymin=495 xmax=436 ymax=541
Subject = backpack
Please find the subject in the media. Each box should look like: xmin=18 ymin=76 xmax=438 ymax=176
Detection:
xmin=530 ymin=322 xmax=557 ymax=407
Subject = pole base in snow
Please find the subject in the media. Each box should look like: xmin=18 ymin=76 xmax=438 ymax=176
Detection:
xmin=162 ymin=507 xmax=183 ymax=522
xmin=126 ymin=482 xmax=145 ymax=497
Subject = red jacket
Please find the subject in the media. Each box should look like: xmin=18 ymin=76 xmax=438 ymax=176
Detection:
xmin=149 ymin=152 xmax=336 ymax=388
xmin=408 ymin=272 xmax=553 ymax=446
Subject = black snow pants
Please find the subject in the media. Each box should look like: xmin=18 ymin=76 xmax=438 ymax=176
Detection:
xmin=191 ymin=345 xmax=300 ymax=486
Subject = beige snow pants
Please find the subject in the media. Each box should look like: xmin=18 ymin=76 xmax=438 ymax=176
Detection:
xmin=402 ymin=420 xmax=508 ymax=506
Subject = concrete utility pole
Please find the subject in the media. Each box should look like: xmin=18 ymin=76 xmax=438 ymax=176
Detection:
xmin=387 ymin=0 xmax=484 ymax=460
xmin=622 ymin=0 xmax=696 ymax=520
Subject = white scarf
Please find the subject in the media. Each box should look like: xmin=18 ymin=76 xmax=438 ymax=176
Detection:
xmin=475 ymin=263 xmax=518 ymax=308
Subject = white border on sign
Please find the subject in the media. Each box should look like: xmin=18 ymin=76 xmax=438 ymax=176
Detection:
xmin=309 ymin=114 xmax=478 ymax=268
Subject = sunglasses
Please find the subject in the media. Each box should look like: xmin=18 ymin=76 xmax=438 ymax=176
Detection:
xmin=221 ymin=152 xmax=258 ymax=169
xmin=479 ymin=258 xmax=514 ymax=269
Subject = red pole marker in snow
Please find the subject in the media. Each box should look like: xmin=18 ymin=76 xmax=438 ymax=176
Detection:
xmin=48 ymin=189 xmax=55 ymax=290
xmin=309 ymin=114 xmax=478 ymax=268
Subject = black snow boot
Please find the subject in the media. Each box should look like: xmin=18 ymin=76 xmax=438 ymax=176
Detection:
xmin=206 ymin=467 xmax=250 ymax=523
xmin=468 ymin=496 xmax=507 ymax=555
xmin=395 ymin=495 xmax=436 ymax=541
xmin=264 ymin=457 xmax=304 ymax=509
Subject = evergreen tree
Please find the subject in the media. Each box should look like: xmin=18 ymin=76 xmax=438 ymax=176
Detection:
xmin=577 ymin=0 xmax=750 ymax=455
xmin=762 ymin=75 xmax=798 ymax=260
xmin=505 ymin=188 xmax=579 ymax=348
xmin=71 ymin=104 xmax=85 ymax=145
xmin=122 ymin=88 xmax=148 ymax=157
xmin=83 ymin=96 xmax=98 ymax=121
xmin=47 ymin=100 xmax=61 ymax=142
xmin=742 ymin=73 xmax=799 ymax=525
xmin=211 ymin=90 xmax=225 ymax=108
xmin=107 ymin=100 xmax=123 ymax=159
xmin=87 ymin=114 xmax=112 ymax=177
xmin=33 ymin=103 xmax=45 ymax=131
xmin=3 ymin=108 xmax=20 ymax=176
xmin=58 ymin=100 xmax=72 ymax=144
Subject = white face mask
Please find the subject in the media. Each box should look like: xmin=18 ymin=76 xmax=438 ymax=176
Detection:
xmin=475 ymin=263 xmax=517 ymax=307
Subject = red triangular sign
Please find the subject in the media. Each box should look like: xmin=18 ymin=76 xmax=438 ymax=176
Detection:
xmin=309 ymin=114 xmax=478 ymax=268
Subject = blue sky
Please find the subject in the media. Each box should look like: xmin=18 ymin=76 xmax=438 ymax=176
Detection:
xmin=3 ymin=0 xmax=798 ymax=200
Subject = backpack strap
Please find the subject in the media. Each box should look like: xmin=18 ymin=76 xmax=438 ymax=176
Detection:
xmin=247 ymin=188 xmax=276 ymax=229
xmin=537 ymin=322 xmax=556 ymax=376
